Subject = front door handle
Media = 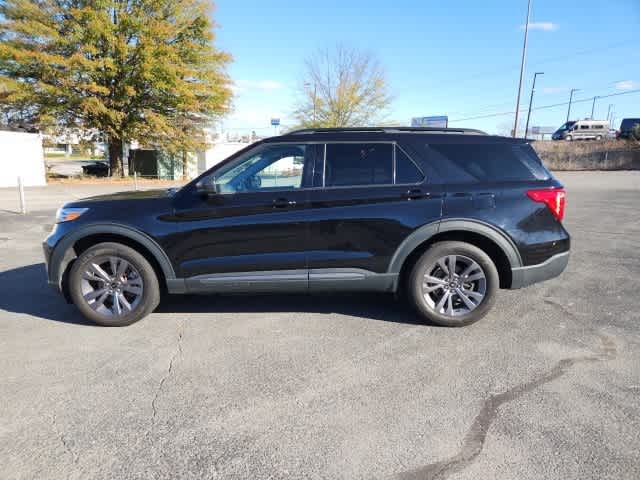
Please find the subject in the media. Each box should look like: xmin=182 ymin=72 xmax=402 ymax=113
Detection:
xmin=402 ymin=189 xmax=429 ymax=200
xmin=273 ymin=198 xmax=296 ymax=208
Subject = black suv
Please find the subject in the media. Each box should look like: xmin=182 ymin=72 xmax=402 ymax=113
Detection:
xmin=43 ymin=127 xmax=570 ymax=327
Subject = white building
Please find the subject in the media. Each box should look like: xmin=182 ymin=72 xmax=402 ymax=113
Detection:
xmin=197 ymin=131 xmax=254 ymax=174
xmin=0 ymin=130 xmax=47 ymax=187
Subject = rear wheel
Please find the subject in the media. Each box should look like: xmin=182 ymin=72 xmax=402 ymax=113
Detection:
xmin=407 ymin=241 xmax=499 ymax=327
xmin=595 ymin=135 xmax=602 ymax=141
xmin=565 ymin=135 xmax=573 ymax=141
xmin=69 ymin=242 xmax=160 ymax=326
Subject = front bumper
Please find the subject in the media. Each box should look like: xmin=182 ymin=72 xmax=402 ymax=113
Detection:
xmin=510 ymin=251 xmax=570 ymax=289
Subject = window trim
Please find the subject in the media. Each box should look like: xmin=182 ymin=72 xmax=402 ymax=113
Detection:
xmin=202 ymin=140 xmax=427 ymax=195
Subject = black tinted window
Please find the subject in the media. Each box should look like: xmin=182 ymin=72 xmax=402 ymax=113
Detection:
xmin=325 ymin=143 xmax=392 ymax=187
xmin=621 ymin=119 xmax=640 ymax=130
xmin=427 ymin=143 xmax=550 ymax=182
xmin=396 ymin=146 xmax=424 ymax=184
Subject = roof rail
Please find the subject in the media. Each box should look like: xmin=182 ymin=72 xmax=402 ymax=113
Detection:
xmin=286 ymin=127 xmax=487 ymax=135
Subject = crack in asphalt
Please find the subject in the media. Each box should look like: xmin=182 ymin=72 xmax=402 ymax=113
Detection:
xmin=543 ymin=298 xmax=578 ymax=319
xmin=51 ymin=414 xmax=79 ymax=465
xmin=396 ymin=333 xmax=617 ymax=480
xmin=148 ymin=319 xmax=185 ymax=430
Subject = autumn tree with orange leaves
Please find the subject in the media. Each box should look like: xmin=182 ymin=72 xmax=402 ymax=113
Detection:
xmin=0 ymin=0 xmax=233 ymax=176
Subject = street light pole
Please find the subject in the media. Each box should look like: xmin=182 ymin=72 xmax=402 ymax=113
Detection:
xmin=606 ymin=104 xmax=613 ymax=123
xmin=513 ymin=0 xmax=532 ymax=138
xmin=591 ymin=96 xmax=599 ymax=119
xmin=524 ymin=71 xmax=544 ymax=139
xmin=566 ymin=88 xmax=579 ymax=122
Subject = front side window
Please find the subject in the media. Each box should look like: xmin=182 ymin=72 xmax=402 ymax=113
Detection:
xmin=209 ymin=144 xmax=308 ymax=193
xmin=324 ymin=143 xmax=393 ymax=187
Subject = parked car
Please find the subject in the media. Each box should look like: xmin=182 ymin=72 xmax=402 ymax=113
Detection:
xmin=44 ymin=127 xmax=570 ymax=327
xmin=552 ymin=120 xmax=609 ymax=141
xmin=617 ymin=118 xmax=640 ymax=140
xmin=81 ymin=161 xmax=109 ymax=177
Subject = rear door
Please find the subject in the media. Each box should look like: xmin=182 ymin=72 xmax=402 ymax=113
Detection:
xmin=305 ymin=141 xmax=443 ymax=284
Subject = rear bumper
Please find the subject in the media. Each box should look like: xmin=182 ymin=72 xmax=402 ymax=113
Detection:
xmin=510 ymin=251 xmax=569 ymax=289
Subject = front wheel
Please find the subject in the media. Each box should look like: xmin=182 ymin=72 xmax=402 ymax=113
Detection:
xmin=407 ymin=241 xmax=499 ymax=327
xmin=69 ymin=242 xmax=160 ymax=326
xmin=565 ymin=135 xmax=573 ymax=141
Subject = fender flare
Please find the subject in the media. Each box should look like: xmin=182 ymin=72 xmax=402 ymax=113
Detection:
xmin=387 ymin=218 xmax=522 ymax=276
xmin=48 ymin=223 xmax=176 ymax=289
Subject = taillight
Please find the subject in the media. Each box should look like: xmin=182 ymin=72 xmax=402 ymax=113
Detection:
xmin=527 ymin=188 xmax=566 ymax=221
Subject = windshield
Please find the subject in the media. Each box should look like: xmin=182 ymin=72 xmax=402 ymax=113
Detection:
xmin=556 ymin=121 xmax=576 ymax=132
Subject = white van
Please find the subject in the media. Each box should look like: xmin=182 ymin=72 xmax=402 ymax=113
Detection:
xmin=552 ymin=120 xmax=609 ymax=141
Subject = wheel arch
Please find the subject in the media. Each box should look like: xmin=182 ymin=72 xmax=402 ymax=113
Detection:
xmin=389 ymin=219 xmax=522 ymax=290
xmin=50 ymin=224 xmax=176 ymax=299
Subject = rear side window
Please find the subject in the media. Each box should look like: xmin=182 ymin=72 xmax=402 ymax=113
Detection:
xmin=325 ymin=143 xmax=393 ymax=187
xmin=427 ymin=143 xmax=550 ymax=183
xmin=396 ymin=146 xmax=424 ymax=184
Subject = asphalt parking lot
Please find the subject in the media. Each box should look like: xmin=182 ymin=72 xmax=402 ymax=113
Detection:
xmin=1 ymin=171 xmax=639 ymax=480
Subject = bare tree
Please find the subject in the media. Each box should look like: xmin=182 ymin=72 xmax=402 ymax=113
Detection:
xmin=294 ymin=45 xmax=391 ymax=128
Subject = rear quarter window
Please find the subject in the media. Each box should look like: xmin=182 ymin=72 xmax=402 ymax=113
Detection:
xmin=426 ymin=142 xmax=550 ymax=183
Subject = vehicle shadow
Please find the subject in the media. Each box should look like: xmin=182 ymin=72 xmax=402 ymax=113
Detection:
xmin=0 ymin=263 xmax=91 ymax=325
xmin=0 ymin=263 xmax=428 ymax=327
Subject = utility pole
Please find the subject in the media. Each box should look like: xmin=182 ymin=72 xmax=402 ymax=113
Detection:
xmin=591 ymin=96 xmax=599 ymax=119
xmin=606 ymin=104 xmax=614 ymax=123
xmin=513 ymin=0 xmax=532 ymax=138
xmin=524 ymin=71 xmax=544 ymax=139
xmin=566 ymin=88 xmax=579 ymax=122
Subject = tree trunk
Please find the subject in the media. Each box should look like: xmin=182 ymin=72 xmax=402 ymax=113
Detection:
xmin=108 ymin=137 xmax=124 ymax=177
xmin=182 ymin=151 xmax=187 ymax=180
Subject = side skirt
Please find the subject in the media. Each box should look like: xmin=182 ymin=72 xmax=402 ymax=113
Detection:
xmin=167 ymin=269 xmax=398 ymax=294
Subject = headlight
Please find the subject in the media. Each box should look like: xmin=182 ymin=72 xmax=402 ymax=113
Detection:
xmin=56 ymin=207 xmax=89 ymax=223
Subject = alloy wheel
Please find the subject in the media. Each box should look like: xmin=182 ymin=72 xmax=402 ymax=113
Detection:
xmin=421 ymin=254 xmax=487 ymax=317
xmin=80 ymin=256 xmax=144 ymax=317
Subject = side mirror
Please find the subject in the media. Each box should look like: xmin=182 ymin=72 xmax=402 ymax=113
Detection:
xmin=196 ymin=179 xmax=221 ymax=196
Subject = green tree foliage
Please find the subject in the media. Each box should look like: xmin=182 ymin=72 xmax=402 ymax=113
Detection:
xmin=294 ymin=45 xmax=392 ymax=129
xmin=0 ymin=0 xmax=233 ymax=176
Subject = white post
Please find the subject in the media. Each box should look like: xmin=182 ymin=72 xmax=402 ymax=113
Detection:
xmin=18 ymin=176 xmax=26 ymax=214
xmin=133 ymin=172 xmax=138 ymax=191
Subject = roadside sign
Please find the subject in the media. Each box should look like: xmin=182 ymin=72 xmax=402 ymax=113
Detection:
xmin=270 ymin=118 xmax=280 ymax=126
xmin=530 ymin=126 xmax=555 ymax=135
xmin=411 ymin=116 xmax=448 ymax=128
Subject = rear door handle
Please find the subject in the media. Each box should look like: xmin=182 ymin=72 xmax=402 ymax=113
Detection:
xmin=402 ymin=189 xmax=429 ymax=200
xmin=273 ymin=198 xmax=296 ymax=208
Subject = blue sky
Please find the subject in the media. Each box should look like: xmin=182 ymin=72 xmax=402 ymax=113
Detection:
xmin=214 ymin=0 xmax=640 ymax=135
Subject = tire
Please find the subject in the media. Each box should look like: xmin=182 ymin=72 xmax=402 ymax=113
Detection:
xmin=69 ymin=242 xmax=160 ymax=326
xmin=595 ymin=135 xmax=602 ymax=141
xmin=406 ymin=241 xmax=499 ymax=327
xmin=565 ymin=135 xmax=573 ymax=141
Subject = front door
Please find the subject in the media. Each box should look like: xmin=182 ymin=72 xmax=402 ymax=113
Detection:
xmin=169 ymin=143 xmax=322 ymax=292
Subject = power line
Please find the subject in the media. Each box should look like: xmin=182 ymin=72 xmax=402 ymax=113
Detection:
xmin=449 ymin=89 xmax=640 ymax=123
xmin=425 ymin=39 xmax=633 ymax=92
